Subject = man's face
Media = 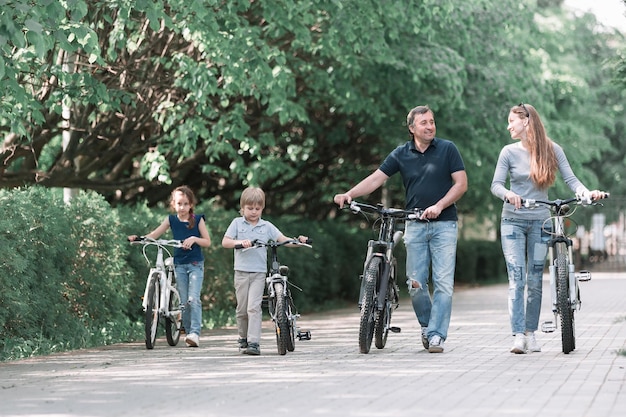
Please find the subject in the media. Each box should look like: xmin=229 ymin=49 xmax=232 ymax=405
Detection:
xmin=409 ymin=111 xmax=436 ymax=143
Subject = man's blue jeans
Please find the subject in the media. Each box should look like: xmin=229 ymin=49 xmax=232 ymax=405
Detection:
xmin=404 ymin=220 xmax=458 ymax=341
xmin=175 ymin=262 xmax=205 ymax=336
xmin=500 ymin=218 xmax=550 ymax=334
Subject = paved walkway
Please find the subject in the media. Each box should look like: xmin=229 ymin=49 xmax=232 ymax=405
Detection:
xmin=1 ymin=272 xmax=624 ymax=417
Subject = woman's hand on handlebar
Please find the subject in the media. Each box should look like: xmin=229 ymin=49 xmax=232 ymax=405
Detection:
xmin=504 ymin=191 xmax=522 ymax=209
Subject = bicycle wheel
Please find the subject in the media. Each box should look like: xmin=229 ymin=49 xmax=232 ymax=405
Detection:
xmin=359 ymin=257 xmax=381 ymax=354
xmin=286 ymin=294 xmax=296 ymax=352
xmin=556 ymin=246 xmax=575 ymax=354
xmin=375 ymin=259 xmax=397 ymax=349
xmin=165 ymin=287 xmax=181 ymax=346
xmin=144 ymin=274 xmax=160 ymax=350
xmin=273 ymin=282 xmax=289 ymax=355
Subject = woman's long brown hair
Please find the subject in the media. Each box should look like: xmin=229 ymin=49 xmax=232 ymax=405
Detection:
xmin=512 ymin=103 xmax=557 ymax=190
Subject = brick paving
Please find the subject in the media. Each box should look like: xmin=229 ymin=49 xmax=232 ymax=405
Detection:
xmin=1 ymin=272 xmax=624 ymax=417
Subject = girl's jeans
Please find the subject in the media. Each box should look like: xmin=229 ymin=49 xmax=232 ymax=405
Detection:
xmin=500 ymin=218 xmax=551 ymax=335
xmin=175 ymin=262 xmax=205 ymax=336
xmin=404 ymin=220 xmax=458 ymax=341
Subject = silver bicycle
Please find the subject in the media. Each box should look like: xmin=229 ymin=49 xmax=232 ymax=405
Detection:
xmin=130 ymin=237 xmax=184 ymax=349
xmin=521 ymin=193 xmax=609 ymax=354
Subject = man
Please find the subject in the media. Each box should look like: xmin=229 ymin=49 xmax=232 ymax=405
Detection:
xmin=334 ymin=105 xmax=467 ymax=353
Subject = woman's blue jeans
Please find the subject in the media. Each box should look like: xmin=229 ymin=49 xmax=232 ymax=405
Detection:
xmin=175 ymin=262 xmax=205 ymax=336
xmin=500 ymin=218 xmax=551 ymax=334
xmin=404 ymin=220 xmax=458 ymax=341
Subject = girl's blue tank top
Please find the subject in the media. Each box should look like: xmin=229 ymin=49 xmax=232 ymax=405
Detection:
xmin=169 ymin=214 xmax=205 ymax=264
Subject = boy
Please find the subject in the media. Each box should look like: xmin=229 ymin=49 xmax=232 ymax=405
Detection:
xmin=221 ymin=187 xmax=307 ymax=355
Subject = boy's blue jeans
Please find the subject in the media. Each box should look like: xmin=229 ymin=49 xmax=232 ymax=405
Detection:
xmin=500 ymin=218 xmax=550 ymax=334
xmin=175 ymin=262 xmax=205 ymax=336
xmin=404 ymin=220 xmax=458 ymax=341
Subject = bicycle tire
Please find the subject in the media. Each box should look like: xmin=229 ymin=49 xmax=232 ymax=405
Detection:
xmin=274 ymin=282 xmax=289 ymax=355
xmin=165 ymin=286 xmax=181 ymax=346
xmin=556 ymin=246 xmax=575 ymax=354
xmin=144 ymin=274 xmax=160 ymax=350
xmin=286 ymin=295 xmax=296 ymax=352
xmin=374 ymin=258 xmax=397 ymax=349
xmin=359 ymin=257 xmax=381 ymax=354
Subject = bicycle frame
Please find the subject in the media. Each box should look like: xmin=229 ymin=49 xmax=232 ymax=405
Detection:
xmin=353 ymin=202 xmax=422 ymax=310
xmin=141 ymin=243 xmax=181 ymax=323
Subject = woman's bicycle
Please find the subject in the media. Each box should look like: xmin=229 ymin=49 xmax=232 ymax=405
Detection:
xmin=521 ymin=193 xmax=609 ymax=354
xmin=346 ymin=201 xmax=423 ymax=354
xmin=129 ymin=237 xmax=184 ymax=349
xmin=235 ymin=239 xmax=312 ymax=355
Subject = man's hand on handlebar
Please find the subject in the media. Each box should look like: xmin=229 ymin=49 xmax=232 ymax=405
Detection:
xmin=334 ymin=193 xmax=352 ymax=209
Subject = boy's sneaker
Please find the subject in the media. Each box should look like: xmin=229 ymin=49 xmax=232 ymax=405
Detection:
xmin=244 ymin=343 xmax=260 ymax=356
xmin=421 ymin=327 xmax=429 ymax=349
xmin=510 ymin=333 xmax=526 ymax=354
xmin=185 ymin=333 xmax=200 ymax=347
xmin=526 ymin=332 xmax=541 ymax=352
xmin=238 ymin=338 xmax=248 ymax=352
xmin=428 ymin=335 xmax=444 ymax=353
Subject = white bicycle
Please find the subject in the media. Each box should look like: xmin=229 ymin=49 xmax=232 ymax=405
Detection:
xmin=129 ymin=237 xmax=184 ymax=349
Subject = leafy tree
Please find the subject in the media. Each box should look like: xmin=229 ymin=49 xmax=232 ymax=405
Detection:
xmin=0 ymin=0 xmax=622 ymax=222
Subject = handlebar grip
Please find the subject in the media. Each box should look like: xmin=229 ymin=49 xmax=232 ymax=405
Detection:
xmin=234 ymin=244 xmax=244 ymax=249
xmin=305 ymin=238 xmax=313 ymax=245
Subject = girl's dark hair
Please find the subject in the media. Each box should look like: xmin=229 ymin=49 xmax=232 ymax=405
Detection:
xmin=171 ymin=185 xmax=197 ymax=229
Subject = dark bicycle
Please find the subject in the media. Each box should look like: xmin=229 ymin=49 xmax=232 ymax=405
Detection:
xmin=346 ymin=201 xmax=423 ymax=354
xmin=521 ymin=193 xmax=609 ymax=354
xmin=235 ymin=239 xmax=312 ymax=355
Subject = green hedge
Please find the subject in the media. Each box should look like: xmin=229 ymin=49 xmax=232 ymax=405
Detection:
xmin=0 ymin=187 xmax=505 ymax=361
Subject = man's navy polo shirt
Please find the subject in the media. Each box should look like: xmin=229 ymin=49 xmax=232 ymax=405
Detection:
xmin=379 ymin=138 xmax=465 ymax=221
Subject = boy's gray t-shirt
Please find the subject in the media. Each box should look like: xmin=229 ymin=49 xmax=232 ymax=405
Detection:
xmin=491 ymin=141 xmax=588 ymax=220
xmin=224 ymin=217 xmax=282 ymax=273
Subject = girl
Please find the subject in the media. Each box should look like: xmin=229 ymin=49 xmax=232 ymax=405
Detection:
xmin=129 ymin=186 xmax=211 ymax=347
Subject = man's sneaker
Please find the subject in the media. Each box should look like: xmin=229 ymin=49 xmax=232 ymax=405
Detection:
xmin=421 ymin=327 xmax=429 ymax=349
xmin=238 ymin=338 xmax=248 ymax=352
xmin=428 ymin=335 xmax=444 ymax=353
xmin=510 ymin=333 xmax=526 ymax=354
xmin=244 ymin=343 xmax=260 ymax=355
xmin=526 ymin=332 xmax=541 ymax=352
xmin=185 ymin=333 xmax=200 ymax=347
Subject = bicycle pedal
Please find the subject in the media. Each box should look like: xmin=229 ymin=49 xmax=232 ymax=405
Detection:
xmin=297 ymin=330 xmax=311 ymax=341
xmin=576 ymin=270 xmax=591 ymax=282
xmin=541 ymin=321 xmax=556 ymax=333
xmin=389 ymin=326 xmax=401 ymax=333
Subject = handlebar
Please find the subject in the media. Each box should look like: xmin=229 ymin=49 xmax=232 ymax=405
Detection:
xmin=520 ymin=192 xmax=609 ymax=210
xmin=128 ymin=236 xmax=185 ymax=248
xmin=347 ymin=200 xmax=425 ymax=220
xmin=234 ymin=238 xmax=313 ymax=250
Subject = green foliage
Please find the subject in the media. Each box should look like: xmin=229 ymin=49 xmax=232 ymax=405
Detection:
xmin=456 ymin=239 xmax=507 ymax=285
xmin=1 ymin=0 xmax=623 ymax=225
xmin=0 ymin=187 xmax=136 ymax=360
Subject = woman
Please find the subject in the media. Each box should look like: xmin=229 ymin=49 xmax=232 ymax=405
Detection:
xmin=490 ymin=103 xmax=604 ymax=354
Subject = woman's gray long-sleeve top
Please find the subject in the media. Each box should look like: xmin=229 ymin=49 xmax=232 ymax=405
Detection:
xmin=490 ymin=141 xmax=589 ymax=220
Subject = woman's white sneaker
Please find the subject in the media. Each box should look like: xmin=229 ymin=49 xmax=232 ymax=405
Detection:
xmin=526 ymin=332 xmax=541 ymax=352
xmin=510 ymin=333 xmax=526 ymax=354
